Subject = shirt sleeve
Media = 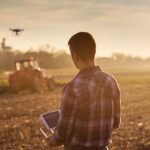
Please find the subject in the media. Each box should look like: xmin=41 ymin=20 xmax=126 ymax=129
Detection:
xmin=50 ymin=83 xmax=78 ymax=146
xmin=110 ymin=76 xmax=121 ymax=129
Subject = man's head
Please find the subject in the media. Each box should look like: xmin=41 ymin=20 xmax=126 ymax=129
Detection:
xmin=68 ymin=32 xmax=96 ymax=69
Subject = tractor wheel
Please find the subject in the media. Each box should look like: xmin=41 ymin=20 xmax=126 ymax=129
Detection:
xmin=47 ymin=77 xmax=56 ymax=90
xmin=32 ymin=74 xmax=47 ymax=93
xmin=9 ymin=81 xmax=21 ymax=93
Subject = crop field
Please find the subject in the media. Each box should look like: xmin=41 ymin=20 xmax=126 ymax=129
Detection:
xmin=0 ymin=68 xmax=150 ymax=150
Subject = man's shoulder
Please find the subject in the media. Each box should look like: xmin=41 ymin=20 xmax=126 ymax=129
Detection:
xmin=93 ymin=70 xmax=118 ymax=84
xmin=103 ymin=72 xmax=119 ymax=85
xmin=102 ymin=72 xmax=120 ymax=95
xmin=62 ymin=81 xmax=74 ymax=92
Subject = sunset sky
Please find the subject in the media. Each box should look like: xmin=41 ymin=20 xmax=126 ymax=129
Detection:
xmin=0 ymin=0 xmax=150 ymax=57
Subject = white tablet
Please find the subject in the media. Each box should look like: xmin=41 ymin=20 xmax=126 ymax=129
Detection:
xmin=40 ymin=110 xmax=60 ymax=137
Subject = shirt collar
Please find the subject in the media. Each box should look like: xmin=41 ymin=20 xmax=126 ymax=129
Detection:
xmin=77 ymin=65 xmax=101 ymax=77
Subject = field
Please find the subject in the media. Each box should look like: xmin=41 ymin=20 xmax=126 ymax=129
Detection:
xmin=0 ymin=68 xmax=150 ymax=150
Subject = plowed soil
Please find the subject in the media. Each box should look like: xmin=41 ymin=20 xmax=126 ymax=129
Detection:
xmin=0 ymin=71 xmax=150 ymax=150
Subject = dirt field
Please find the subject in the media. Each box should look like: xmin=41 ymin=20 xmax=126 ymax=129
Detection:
xmin=0 ymin=69 xmax=150 ymax=150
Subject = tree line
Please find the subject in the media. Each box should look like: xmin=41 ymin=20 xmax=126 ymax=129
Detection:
xmin=0 ymin=50 xmax=150 ymax=71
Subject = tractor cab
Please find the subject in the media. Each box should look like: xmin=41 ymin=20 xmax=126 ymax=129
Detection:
xmin=15 ymin=58 xmax=40 ymax=71
xmin=9 ymin=57 xmax=56 ymax=93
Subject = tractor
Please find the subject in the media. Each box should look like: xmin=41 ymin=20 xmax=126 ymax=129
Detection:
xmin=9 ymin=58 xmax=55 ymax=93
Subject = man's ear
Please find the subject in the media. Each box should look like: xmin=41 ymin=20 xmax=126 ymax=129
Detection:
xmin=71 ymin=52 xmax=78 ymax=62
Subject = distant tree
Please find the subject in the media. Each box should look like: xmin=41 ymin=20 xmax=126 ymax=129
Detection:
xmin=111 ymin=53 xmax=127 ymax=61
xmin=53 ymin=51 xmax=73 ymax=68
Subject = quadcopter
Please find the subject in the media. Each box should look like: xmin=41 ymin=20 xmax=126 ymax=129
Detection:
xmin=9 ymin=28 xmax=24 ymax=36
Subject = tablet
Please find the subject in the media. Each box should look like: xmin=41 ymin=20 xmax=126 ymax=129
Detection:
xmin=40 ymin=110 xmax=60 ymax=137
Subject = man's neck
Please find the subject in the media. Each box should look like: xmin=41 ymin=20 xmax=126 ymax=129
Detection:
xmin=79 ymin=61 xmax=95 ymax=70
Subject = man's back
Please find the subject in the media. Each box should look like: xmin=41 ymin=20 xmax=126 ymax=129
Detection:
xmin=69 ymin=66 xmax=120 ymax=147
xmin=51 ymin=66 xmax=121 ymax=149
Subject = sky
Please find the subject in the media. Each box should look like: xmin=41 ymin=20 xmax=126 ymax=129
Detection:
xmin=0 ymin=0 xmax=150 ymax=58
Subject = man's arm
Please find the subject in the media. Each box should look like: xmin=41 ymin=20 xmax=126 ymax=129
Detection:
xmin=110 ymin=76 xmax=121 ymax=129
xmin=49 ymin=83 xmax=78 ymax=146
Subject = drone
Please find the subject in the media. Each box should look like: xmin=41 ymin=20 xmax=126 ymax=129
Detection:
xmin=9 ymin=28 xmax=24 ymax=36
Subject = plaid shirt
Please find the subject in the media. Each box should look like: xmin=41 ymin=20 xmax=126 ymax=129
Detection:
xmin=51 ymin=66 xmax=121 ymax=148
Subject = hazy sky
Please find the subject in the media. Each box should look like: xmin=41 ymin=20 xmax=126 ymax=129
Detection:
xmin=0 ymin=0 xmax=150 ymax=57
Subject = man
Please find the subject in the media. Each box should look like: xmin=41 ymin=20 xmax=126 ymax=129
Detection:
xmin=47 ymin=32 xmax=121 ymax=150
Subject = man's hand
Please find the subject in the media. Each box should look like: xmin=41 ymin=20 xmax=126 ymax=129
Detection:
xmin=46 ymin=136 xmax=57 ymax=147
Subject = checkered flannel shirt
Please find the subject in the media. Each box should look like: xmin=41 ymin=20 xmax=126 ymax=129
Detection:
xmin=51 ymin=66 xmax=121 ymax=147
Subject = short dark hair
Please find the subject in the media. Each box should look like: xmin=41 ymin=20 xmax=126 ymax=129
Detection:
xmin=68 ymin=32 xmax=96 ymax=61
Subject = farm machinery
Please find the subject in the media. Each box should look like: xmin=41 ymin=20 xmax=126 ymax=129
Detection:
xmin=9 ymin=58 xmax=55 ymax=93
